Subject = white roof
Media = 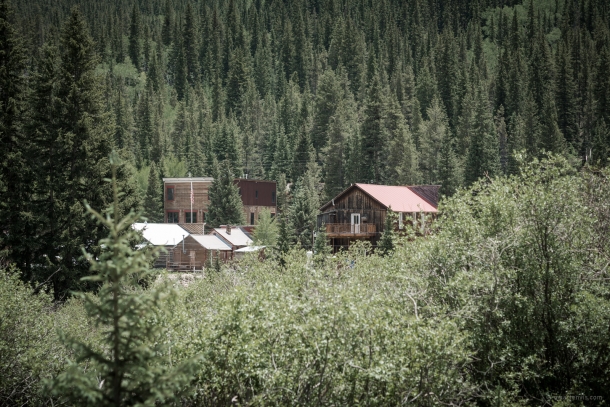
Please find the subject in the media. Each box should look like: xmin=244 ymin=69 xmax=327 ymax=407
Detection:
xmin=213 ymin=227 xmax=253 ymax=247
xmin=235 ymin=246 xmax=265 ymax=253
xmin=189 ymin=235 xmax=232 ymax=251
xmin=132 ymin=223 xmax=189 ymax=246
xmin=163 ymin=177 xmax=214 ymax=183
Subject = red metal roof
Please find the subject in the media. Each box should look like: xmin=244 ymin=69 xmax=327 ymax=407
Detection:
xmin=355 ymin=183 xmax=438 ymax=213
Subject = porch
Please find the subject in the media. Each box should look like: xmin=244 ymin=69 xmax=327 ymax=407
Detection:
xmin=325 ymin=223 xmax=377 ymax=238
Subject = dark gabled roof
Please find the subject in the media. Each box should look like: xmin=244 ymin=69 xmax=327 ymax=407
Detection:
xmin=320 ymin=184 xmax=438 ymax=213
xmin=406 ymin=185 xmax=440 ymax=208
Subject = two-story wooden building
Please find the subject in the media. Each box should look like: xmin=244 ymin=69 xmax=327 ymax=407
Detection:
xmin=163 ymin=177 xmax=277 ymax=228
xmin=235 ymin=178 xmax=277 ymax=225
xmin=317 ymin=184 xmax=439 ymax=251
xmin=163 ymin=177 xmax=213 ymax=233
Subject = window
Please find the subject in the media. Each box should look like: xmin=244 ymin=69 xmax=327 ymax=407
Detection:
xmin=186 ymin=212 xmax=197 ymax=223
xmin=255 ymin=190 xmax=258 ymax=199
xmin=271 ymin=191 xmax=276 ymax=204
xmin=166 ymin=187 xmax=174 ymax=201
xmin=167 ymin=211 xmax=179 ymax=223
xmin=239 ymin=188 xmax=242 ymax=195
xmin=270 ymin=212 xmax=276 ymax=218
xmin=250 ymin=212 xmax=255 ymax=225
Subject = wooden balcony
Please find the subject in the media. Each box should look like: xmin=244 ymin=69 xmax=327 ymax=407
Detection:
xmin=325 ymin=223 xmax=376 ymax=238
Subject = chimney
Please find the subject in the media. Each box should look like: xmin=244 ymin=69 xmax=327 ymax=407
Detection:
xmin=226 ymin=225 xmax=231 ymax=235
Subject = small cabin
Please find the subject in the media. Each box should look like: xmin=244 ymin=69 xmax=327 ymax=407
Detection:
xmin=132 ymin=223 xmax=190 ymax=268
xmin=212 ymin=225 xmax=254 ymax=253
xmin=169 ymin=234 xmax=232 ymax=271
xmin=317 ymin=184 xmax=439 ymax=252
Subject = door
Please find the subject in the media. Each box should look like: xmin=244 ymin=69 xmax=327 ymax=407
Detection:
xmin=351 ymin=213 xmax=361 ymax=233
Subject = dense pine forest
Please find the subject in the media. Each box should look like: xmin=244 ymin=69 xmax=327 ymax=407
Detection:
xmin=2 ymin=0 xmax=610 ymax=405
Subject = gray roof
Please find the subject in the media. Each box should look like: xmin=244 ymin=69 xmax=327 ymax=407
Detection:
xmin=189 ymin=235 xmax=232 ymax=251
xmin=213 ymin=226 xmax=253 ymax=247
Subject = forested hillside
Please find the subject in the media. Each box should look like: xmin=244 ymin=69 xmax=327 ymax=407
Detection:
xmin=8 ymin=0 xmax=610 ymax=196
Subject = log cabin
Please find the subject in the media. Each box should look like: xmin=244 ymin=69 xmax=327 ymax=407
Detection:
xmin=317 ymin=184 xmax=440 ymax=252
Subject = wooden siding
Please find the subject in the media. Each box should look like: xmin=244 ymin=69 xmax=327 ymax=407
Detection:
xmin=243 ymin=204 xmax=277 ymax=225
xmin=318 ymin=188 xmax=387 ymax=247
xmin=169 ymin=235 xmax=231 ymax=270
xmin=236 ymin=179 xmax=277 ymax=207
xmin=164 ymin=180 xmax=212 ymax=224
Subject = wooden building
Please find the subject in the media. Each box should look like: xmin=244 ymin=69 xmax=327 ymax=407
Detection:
xmin=212 ymin=225 xmax=254 ymax=253
xmin=317 ymin=184 xmax=439 ymax=252
xmin=235 ymin=179 xmax=277 ymax=225
xmin=169 ymin=234 xmax=232 ymax=271
xmin=132 ymin=223 xmax=190 ymax=268
xmin=163 ymin=177 xmax=213 ymax=228
xmin=163 ymin=177 xmax=276 ymax=228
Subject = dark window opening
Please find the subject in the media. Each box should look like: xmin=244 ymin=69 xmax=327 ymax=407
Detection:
xmin=255 ymin=190 xmax=258 ymax=199
xmin=167 ymin=212 xmax=179 ymax=223
xmin=250 ymin=212 xmax=255 ymax=225
xmin=271 ymin=212 xmax=276 ymax=218
xmin=239 ymin=188 xmax=242 ymax=195
xmin=271 ymin=191 xmax=276 ymax=204
xmin=186 ymin=212 xmax=197 ymax=223
xmin=166 ymin=187 xmax=174 ymax=201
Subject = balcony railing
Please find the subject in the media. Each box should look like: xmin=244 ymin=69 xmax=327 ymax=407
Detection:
xmin=325 ymin=223 xmax=376 ymax=236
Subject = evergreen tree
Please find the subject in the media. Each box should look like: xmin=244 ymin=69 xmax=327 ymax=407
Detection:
xmin=276 ymin=173 xmax=287 ymax=214
xmin=419 ymin=98 xmax=451 ymax=185
xmin=276 ymin=213 xmax=292 ymax=266
xmin=128 ymin=4 xmax=141 ymax=70
xmin=143 ymin=162 xmax=162 ymax=222
xmin=0 ymin=0 xmax=30 ymax=275
xmin=183 ymin=3 xmax=200 ymax=85
xmin=30 ymin=8 xmax=141 ymax=299
xmin=556 ymin=42 xmax=579 ymax=152
xmin=206 ymin=159 xmax=244 ymax=228
xmin=288 ymin=158 xmax=320 ymax=249
xmin=52 ymin=156 xmax=193 ymax=405
xmin=361 ymin=67 xmax=385 ymax=183
xmin=377 ymin=209 xmax=397 ymax=256
xmin=313 ymin=224 xmax=331 ymax=265
xmin=465 ymin=85 xmax=501 ymax=185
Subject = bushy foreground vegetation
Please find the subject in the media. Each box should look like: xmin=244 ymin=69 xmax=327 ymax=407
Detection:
xmin=1 ymin=156 xmax=610 ymax=406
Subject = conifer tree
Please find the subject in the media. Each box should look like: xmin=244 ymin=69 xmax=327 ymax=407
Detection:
xmin=276 ymin=173 xmax=287 ymax=214
xmin=143 ymin=162 xmax=163 ymax=222
xmin=30 ymin=8 xmax=141 ymax=298
xmin=0 ymin=0 xmax=30 ymax=275
xmin=313 ymin=224 xmax=331 ymax=265
xmin=161 ymin=0 xmax=173 ymax=47
xmin=361 ymin=67 xmax=385 ymax=183
xmin=276 ymin=213 xmax=292 ymax=266
xmin=377 ymin=209 xmax=397 ymax=256
xmin=556 ymin=43 xmax=579 ymax=151
xmin=323 ymin=99 xmax=354 ymax=200
xmin=311 ymin=68 xmax=340 ymax=154
xmin=465 ymin=85 xmax=501 ymax=185
xmin=128 ymin=4 xmax=141 ymax=70
xmin=183 ymin=3 xmax=200 ymax=85
xmin=419 ymin=98 xmax=451 ymax=185
xmin=206 ymin=159 xmax=244 ymax=228
xmin=52 ymin=155 xmax=193 ymax=405
xmin=288 ymin=157 xmax=320 ymax=249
